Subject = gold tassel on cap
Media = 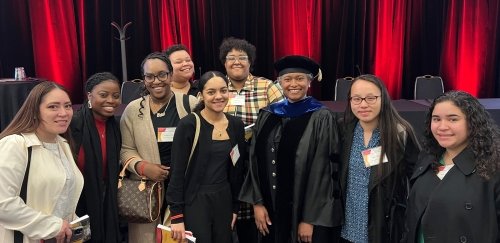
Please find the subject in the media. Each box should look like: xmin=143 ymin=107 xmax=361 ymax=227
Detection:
xmin=315 ymin=68 xmax=323 ymax=82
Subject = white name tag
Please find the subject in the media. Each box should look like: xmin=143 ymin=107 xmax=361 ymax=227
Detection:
xmin=362 ymin=146 xmax=388 ymax=167
xmin=157 ymin=127 xmax=176 ymax=142
xmin=230 ymin=94 xmax=245 ymax=106
xmin=230 ymin=145 xmax=240 ymax=166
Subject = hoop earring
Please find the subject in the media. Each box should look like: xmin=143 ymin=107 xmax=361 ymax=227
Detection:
xmin=87 ymin=100 xmax=92 ymax=109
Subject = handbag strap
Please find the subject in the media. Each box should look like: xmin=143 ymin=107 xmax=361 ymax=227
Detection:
xmin=162 ymin=113 xmax=201 ymax=225
xmin=149 ymin=182 xmax=162 ymax=222
xmin=14 ymin=146 xmax=33 ymax=243
xmin=186 ymin=113 xmax=200 ymax=175
xmin=118 ymin=158 xmax=135 ymax=189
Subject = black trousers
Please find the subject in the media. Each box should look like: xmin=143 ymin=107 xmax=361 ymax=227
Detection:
xmin=184 ymin=183 xmax=233 ymax=243
xmin=260 ymin=225 xmax=338 ymax=243
xmin=235 ymin=218 xmax=258 ymax=243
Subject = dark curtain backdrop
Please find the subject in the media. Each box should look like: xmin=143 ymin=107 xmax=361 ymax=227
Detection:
xmin=1 ymin=0 xmax=499 ymax=103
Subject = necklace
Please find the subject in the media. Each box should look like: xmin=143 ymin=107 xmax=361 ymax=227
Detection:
xmin=201 ymin=110 xmax=228 ymax=138
xmin=213 ymin=127 xmax=224 ymax=137
xmin=150 ymin=93 xmax=173 ymax=118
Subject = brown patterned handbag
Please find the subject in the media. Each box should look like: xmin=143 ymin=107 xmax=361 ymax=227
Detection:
xmin=117 ymin=159 xmax=162 ymax=223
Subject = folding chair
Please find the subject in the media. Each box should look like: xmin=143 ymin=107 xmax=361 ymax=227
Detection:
xmin=334 ymin=77 xmax=354 ymax=101
xmin=414 ymin=75 xmax=444 ymax=100
xmin=121 ymin=79 xmax=143 ymax=104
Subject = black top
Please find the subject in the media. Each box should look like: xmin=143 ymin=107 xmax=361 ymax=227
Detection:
xmin=200 ymin=139 xmax=231 ymax=185
xmin=150 ymin=98 xmax=180 ymax=166
xmin=166 ymin=112 xmax=246 ymax=224
xmin=187 ymin=80 xmax=200 ymax=96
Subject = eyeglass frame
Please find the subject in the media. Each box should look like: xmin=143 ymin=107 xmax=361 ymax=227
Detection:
xmin=225 ymin=55 xmax=249 ymax=63
xmin=349 ymin=95 xmax=380 ymax=105
xmin=143 ymin=71 xmax=171 ymax=83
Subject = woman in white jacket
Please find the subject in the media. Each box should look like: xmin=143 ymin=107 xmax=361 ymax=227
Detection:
xmin=0 ymin=81 xmax=84 ymax=243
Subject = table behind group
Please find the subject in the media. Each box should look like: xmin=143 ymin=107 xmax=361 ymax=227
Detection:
xmin=0 ymin=79 xmax=499 ymax=136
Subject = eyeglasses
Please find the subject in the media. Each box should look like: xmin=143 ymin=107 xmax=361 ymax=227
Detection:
xmin=349 ymin=96 xmax=380 ymax=105
xmin=143 ymin=71 xmax=170 ymax=83
xmin=225 ymin=56 xmax=249 ymax=63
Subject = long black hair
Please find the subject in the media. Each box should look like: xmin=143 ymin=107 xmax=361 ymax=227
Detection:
xmin=423 ymin=90 xmax=500 ymax=179
xmin=343 ymin=74 xmax=420 ymax=174
xmin=193 ymin=71 xmax=229 ymax=112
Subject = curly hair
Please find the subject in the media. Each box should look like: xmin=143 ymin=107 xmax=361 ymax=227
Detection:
xmin=423 ymin=90 xmax=500 ymax=179
xmin=218 ymin=37 xmax=256 ymax=66
xmin=138 ymin=52 xmax=173 ymax=118
xmin=164 ymin=44 xmax=189 ymax=59
xmin=343 ymin=74 xmax=420 ymax=176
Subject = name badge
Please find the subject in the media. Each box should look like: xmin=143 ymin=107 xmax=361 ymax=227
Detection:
xmin=230 ymin=145 xmax=240 ymax=166
xmin=230 ymin=94 xmax=245 ymax=106
xmin=157 ymin=127 xmax=176 ymax=142
xmin=362 ymin=146 xmax=388 ymax=167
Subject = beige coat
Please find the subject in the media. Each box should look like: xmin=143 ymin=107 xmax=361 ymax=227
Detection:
xmin=0 ymin=133 xmax=84 ymax=243
xmin=120 ymin=93 xmax=196 ymax=243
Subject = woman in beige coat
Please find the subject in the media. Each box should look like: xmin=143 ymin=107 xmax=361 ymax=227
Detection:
xmin=120 ymin=52 xmax=196 ymax=242
xmin=0 ymin=81 xmax=84 ymax=243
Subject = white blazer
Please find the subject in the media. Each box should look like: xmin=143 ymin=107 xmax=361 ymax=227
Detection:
xmin=0 ymin=133 xmax=84 ymax=243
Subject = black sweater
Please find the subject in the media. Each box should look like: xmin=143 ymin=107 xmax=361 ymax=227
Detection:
xmin=166 ymin=112 xmax=246 ymax=223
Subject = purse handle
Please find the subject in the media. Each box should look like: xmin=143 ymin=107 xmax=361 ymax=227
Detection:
xmin=118 ymin=158 xmax=135 ymax=189
xmin=118 ymin=113 xmax=200 ymax=189
xmin=118 ymin=157 xmax=162 ymax=222
xmin=118 ymin=157 xmax=151 ymax=191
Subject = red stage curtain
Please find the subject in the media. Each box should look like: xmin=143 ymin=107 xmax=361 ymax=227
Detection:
xmin=441 ymin=0 xmax=500 ymax=97
xmin=271 ymin=0 xmax=323 ymax=95
xmin=157 ymin=0 xmax=193 ymax=52
xmin=372 ymin=0 xmax=407 ymax=99
xmin=29 ymin=0 xmax=83 ymax=101
xmin=2 ymin=0 xmax=499 ymax=101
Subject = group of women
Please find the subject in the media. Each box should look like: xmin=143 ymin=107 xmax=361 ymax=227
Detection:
xmin=0 ymin=39 xmax=499 ymax=243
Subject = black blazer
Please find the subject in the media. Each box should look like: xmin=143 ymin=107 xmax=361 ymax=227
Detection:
xmin=166 ymin=112 xmax=246 ymax=223
xmin=403 ymin=148 xmax=500 ymax=243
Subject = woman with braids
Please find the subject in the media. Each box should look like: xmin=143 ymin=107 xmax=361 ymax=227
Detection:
xmin=120 ymin=52 xmax=197 ymax=242
xmin=403 ymin=91 xmax=500 ymax=243
xmin=339 ymin=74 xmax=420 ymax=243
xmin=70 ymin=72 xmax=122 ymax=242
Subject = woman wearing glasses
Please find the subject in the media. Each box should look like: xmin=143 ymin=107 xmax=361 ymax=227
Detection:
xmin=219 ymin=37 xmax=283 ymax=243
xmin=120 ymin=52 xmax=197 ymax=242
xmin=338 ymin=74 xmax=420 ymax=243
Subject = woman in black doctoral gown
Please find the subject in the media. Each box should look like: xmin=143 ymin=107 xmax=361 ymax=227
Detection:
xmin=239 ymin=55 xmax=343 ymax=243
